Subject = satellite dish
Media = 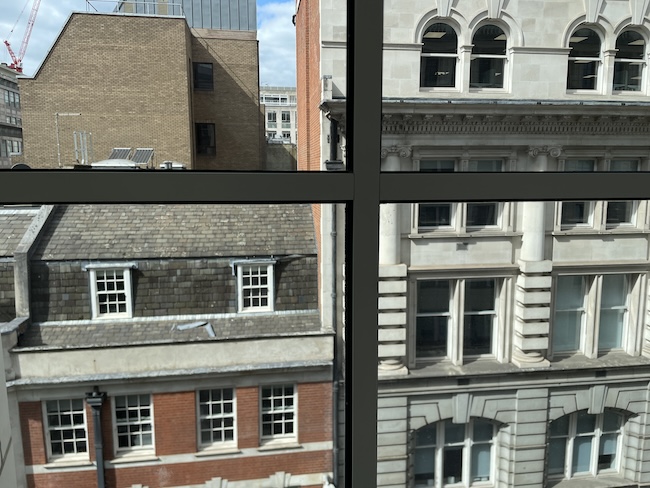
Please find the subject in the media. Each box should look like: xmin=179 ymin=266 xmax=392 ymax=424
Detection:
xmin=11 ymin=163 xmax=31 ymax=170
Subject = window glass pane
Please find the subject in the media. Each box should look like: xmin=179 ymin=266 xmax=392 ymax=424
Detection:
xmin=414 ymin=447 xmax=436 ymax=485
xmin=468 ymin=159 xmax=502 ymax=172
xmin=466 ymin=202 xmax=497 ymax=226
xmin=548 ymin=437 xmax=567 ymax=475
xmin=470 ymin=58 xmax=505 ymax=88
xmin=567 ymin=60 xmax=598 ymax=89
xmin=443 ymin=446 xmax=463 ymax=484
xmin=471 ymin=443 xmax=491 ymax=481
xmin=421 ymin=57 xmax=456 ymax=87
xmin=598 ymin=433 xmax=618 ymax=471
xmin=444 ymin=421 xmax=464 ymax=444
xmin=599 ymin=274 xmax=627 ymax=350
xmin=603 ymin=411 xmax=622 ymax=432
xmin=606 ymin=201 xmax=633 ymax=225
xmin=419 ymin=203 xmax=453 ymax=227
xmin=416 ymin=425 xmax=437 ymax=446
xmin=572 ymin=436 xmax=594 ymax=473
xmin=473 ymin=420 xmax=493 ymax=441
xmin=569 ymin=28 xmax=601 ymax=57
xmin=565 ymin=160 xmax=595 ymax=172
xmin=421 ymin=160 xmax=455 ymax=172
xmin=417 ymin=316 xmax=448 ymax=357
xmin=418 ymin=280 xmax=449 ymax=313
xmin=576 ymin=411 xmax=596 ymax=434
xmin=472 ymin=25 xmax=506 ymax=55
xmin=616 ymin=31 xmax=645 ymax=59
xmin=422 ymin=24 xmax=457 ymax=54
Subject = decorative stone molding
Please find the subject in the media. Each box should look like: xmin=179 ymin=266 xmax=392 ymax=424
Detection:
xmin=487 ymin=0 xmax=505 ymax=18
xmin=512 ymin=260 xmax=552 ymax=368
xmin=630 ymin=0 xmax=650 ymax=25
xmin=528 ymin=145 xmax=562 ymax=159
xmin=453 ymin=393 xmax=472 ymax=424
xmin=382 ymin=114 xmax=650 ymax=136
xmin=380 ymin=145 xmax=412 ymax=159
xmin=585 ymin=0 xmax=605 ymax=23
xmin=589 ymin=385 xmax=608 ymax=415
xmin=437 ymin=0 xmax=453 ymax=18
xmin=378 ymin=264 xmax=408 ymax=375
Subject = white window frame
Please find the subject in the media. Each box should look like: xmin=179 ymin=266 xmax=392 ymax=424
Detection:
xmin=613 ymin=30 xmax=646 ymax=93
xmin=548 ymin=410 xmax=624 ymax=481
xmin=267 ymin=111 xmax=277 ymax=128
xmin=84 ymin=262 xmax=137 ymax=319
xmin=555 ymin=158 xmax=643 ymax=231
xmin=469 ymin=24 xmax=509 ymax=91
xmin=550 ymin=272 xmax=644 ymax=359
xmin=567 ymin=27 xmax=604 ymax=93
xmin=43 ymin=399 xmax=89 ymax=462
xmin=197 ymin=388 xmax=237 ymax=450
xmin=112 ymin=394 xmax=155 ymax=456
xmin=412 ymin=418 xmax=497 ymax=488
xmin=234 ymin=260 xmax=275 ymax=313
xmin=414 ymin=158 xmax=510 ymax=234
xmin=413 ymin=276 xmax=510 ymax=366
xmin=260 ymin=384 xmax=297 ymax=444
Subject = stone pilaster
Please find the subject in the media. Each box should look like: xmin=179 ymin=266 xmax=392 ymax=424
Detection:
xmin=378 ymin=264 xmax=408 ymax=375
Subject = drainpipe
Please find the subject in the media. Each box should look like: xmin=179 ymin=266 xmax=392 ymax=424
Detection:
xmin=324 ymin=114 xmax=342 ymax=485
xmin=85 ymin=387 xmax=106 ymax=488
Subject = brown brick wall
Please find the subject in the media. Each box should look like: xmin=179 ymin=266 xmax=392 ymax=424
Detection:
xmin=19 ymin=13 xmax=194 ymax=169
xmin=191 ymin=32 xmax=263 ymax=170
xmin=154 ymin=391 xmax=197 ymax=456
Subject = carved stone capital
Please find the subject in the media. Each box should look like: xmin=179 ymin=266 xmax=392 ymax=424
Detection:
xmin=380 ymin=145 xmax=412 ymax=159
xmin=528 ymin=145 xmax=562 ymax=159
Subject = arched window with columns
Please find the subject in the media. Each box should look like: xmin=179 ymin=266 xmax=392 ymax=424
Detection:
xmin=614 ymin=30 xmax=646 ymax=92
xmin=470 ymin=24 xmax=507 ymax=88
xmin=420 ymin=23 xmax=459 ymax=88
xmin=567 ymin=27 xmax=602 ymax=90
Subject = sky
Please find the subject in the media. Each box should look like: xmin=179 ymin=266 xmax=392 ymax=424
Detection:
xmin=0 ymin=0 xmax=296 ymax=86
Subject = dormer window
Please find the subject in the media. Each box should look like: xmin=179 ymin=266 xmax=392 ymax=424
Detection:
xmin=235 ymin=260 xmax=276 ymax=312
xmin=84 ymin=262 xmax=137 ymax=319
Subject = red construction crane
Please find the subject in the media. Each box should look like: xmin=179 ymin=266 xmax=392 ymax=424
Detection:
xmin=3 ymin=0 xmax=42 ymax=73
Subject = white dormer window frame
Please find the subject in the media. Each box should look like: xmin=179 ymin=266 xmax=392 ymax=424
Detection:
xmin=83 ymin=262 xmax=137 ymax=319
xmin=233 ymin=259 xmax=276 ymax=313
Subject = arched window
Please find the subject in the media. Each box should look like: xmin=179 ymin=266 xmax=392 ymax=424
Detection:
xmin=614 ymin=31 xmax=645 ymax=91
xmin=567 ymin=28 xmax=602 ymax=90
xmin=420 ymin=23 xmax=458 ymax=88
xmin=548 ymin=410 xmax=624 ymax=480
xmin=470 ymin=25 xmax=507 ymax=88
xmin=413 ymin=419 xmax=495 ymax=487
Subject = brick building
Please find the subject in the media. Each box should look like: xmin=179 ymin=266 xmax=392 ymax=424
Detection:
xmin=18 ymin=10 xmax=264 ymax=170
xmin=0 ymin=204 xmax=333 ymax=487
xmin=297 ymin=0 xmax=650 ymax=487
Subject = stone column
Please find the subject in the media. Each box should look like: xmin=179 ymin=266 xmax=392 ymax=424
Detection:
xmin=377 ymin=146 xmax=410 ymax=374
xmin=512 ymin=146 xmax=560 ymax=368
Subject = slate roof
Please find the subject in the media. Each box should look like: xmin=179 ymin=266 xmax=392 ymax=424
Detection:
xmin=17 ymin=311 xmax=323 ymax=349
xmin=32 ymin=204 xmax=317 ymax=260
xmin=0 ymin=208 xmax=40 ymax=257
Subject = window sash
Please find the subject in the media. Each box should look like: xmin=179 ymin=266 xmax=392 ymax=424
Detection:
xmin=113 ymin=394 xmax=154 ymax=452
xmin=198 ymin=388 xmax=236 ymax=447
xmin=260 ymin=385 xmax=296 ymax=440
xmin=44 ymin=399 xmax=88 ymax=459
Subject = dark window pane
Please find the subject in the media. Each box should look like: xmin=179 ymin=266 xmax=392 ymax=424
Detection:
xmin=193 ymin=62 xmax=214 ymax=90
xmin=196 ymin=123 xmax=216 ymax=156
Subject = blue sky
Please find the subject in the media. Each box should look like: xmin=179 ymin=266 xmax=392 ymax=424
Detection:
xmin=0 ymin=0 xmax=296 ymax=86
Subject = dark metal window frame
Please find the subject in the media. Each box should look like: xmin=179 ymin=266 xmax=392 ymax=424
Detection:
xmin=4 ymin=1 xmax=650 ymax=485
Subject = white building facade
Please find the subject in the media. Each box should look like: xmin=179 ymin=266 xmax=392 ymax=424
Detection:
xmin=308 ymin=0 xmax=650 ymax=486
xmin=261 ymin=87 xmax=298 ymax=144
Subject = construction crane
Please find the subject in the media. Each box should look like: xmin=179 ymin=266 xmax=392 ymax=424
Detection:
xmin=3 ymin=0 xmax=42 ymax=73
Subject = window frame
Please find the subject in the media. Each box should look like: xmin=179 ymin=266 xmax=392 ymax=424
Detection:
xmin=613 ymin=30 xmax=646 ymax=93
xmin=547 ymin=410 xmax=624 ymax=481
xmin=193 ymin=62 xmax=214 ymax=91
xmin=550 ymin=272 xmax=643 ymax=359
xmin=43 ymin=398 xmax=89 ymax=462
xmin=235 ymin=260 xmax=275 ymax=313
xmin=567 ymin=27 xmax=603 ymax=93
xmin=413 ymin=275 xmax=509 ymax=366
xmin=419 ymin=22 xmax=459 ymax=90
xmin=111 ymin=394 xmax=155 ymax=456
xmin=84 ymin=263 xmax=136 ymax=319
xmin=414 ymin=158 xmax=510 ymax=234
xmin=260 ymin=384 xmax=297 ymax=444
xmin=197 ymin=388 xmax=237 ymax=451
xmin=412 ymin=418 xmax=497 ymax=488
xmin=195 ymin=122 xmax=216 ymax=156
xmin=469 ymin=24 xmax=508 ymax=90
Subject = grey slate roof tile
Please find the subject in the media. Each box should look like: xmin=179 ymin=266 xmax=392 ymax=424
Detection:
xmin=17 ymin=311 xmax=323 ymax=349
xmin=0 ymin=209 xmax=40 ymax=257
xmin=32 ymin=204 xmax=317 ymax=261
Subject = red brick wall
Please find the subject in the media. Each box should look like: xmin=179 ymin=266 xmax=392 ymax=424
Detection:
xmin=236 ymin=385 xmax=260 ymax=449
xmin=22 ymin=382 xmax=333 ymax=487
xmin=298 ymin=382 xmax=332 ymax=444
xmin=154 ymin=391 xmax=196 ymax=455
xmin=20 ymin=401 xmax=46 ymax=466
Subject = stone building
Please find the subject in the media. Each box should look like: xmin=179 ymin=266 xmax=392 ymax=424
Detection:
xmin=296 ymin=0 xmax=650 ymax=486
xmin=260 ymin=87 xmax=298 ymax=144
xmin=0 ymin=204 xmax=333 ymax=488
xmin=0 ymin=63 xmax=23 ymax=168
xmin=18 ymin=9 xmax=264 ymax=170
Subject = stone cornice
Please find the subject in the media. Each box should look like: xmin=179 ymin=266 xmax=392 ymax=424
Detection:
xmin=381 ymin=113 xmax=650 ymax=136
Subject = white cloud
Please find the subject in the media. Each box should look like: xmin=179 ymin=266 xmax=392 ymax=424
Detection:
xmin=257 ymin=1 xmax=296 ymax=87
